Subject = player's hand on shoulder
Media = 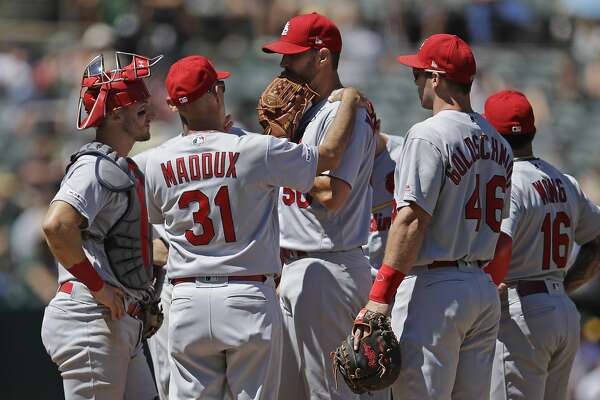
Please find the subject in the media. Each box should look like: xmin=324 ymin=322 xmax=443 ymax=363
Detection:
xmin=328 ymin=87 xmax=366 ymax=107
xmin=92 ymin=284 xmax=126 ymax=320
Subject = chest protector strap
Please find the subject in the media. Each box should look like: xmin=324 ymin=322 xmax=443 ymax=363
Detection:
xmin=66 ymin=142 xmax=154 ymax=293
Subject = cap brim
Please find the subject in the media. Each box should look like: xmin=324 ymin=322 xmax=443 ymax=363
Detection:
xmin=262 ymin=40 xmax=312 ymax=55
xmin=395 ymin=54 xmax=428 ymax=69
xmin=217 ymin=71 xmax=231 ymax=80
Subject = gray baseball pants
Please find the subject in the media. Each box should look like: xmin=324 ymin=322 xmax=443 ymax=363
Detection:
xmin=168 ymin=278 xmax=282 ymax=400
xmin=391 ymin=263 xmax=501 ymax=400
xmin=277 ymin=248 xmax=390 ymax=400
xmin=490 ymin=280 xmax=580 ymax=400
xmin=41 ymin=281 xmax=157 ymax=400
xmin=147 ymin=277 xmax=172 ymax=400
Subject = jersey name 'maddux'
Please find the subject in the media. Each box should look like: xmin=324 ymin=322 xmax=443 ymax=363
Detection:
xmin=159 ymin=151 xmax=240 ymax=187
xmin=446 ymin=133 xmax=514 ymax=185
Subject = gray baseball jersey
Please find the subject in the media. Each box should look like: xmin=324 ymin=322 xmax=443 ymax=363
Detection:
xmin=501 ymin=158 xmax=600 ymax=281
xmin=143 ymin=131 xmax=318 ymax=278
xmin=279 ymin=100 xmax=375 ymax=251
xmin=52 ymin=155 xmax=145 ymax=300
xmin=489 ymin=157 xmax=599 ymax=400
xmin=394 ymin=110 xmax=513 ymax=265
xmin=367 ymin=135 xmax=404 ymax=269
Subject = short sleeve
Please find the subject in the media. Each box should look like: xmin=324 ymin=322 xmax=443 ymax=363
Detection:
xmin=320 ymin=109 xmax=371 ymax=188
xmin=569 ymin=176 xmax=600 ymax=244
xmin=500 ymin=190 xmax=522 ymax=238
xmin=52 ymin=158 xmax=113 ymax=228
xmin=144 ymin=158 xmax=165 ymax=225
xmin=266 ymin=136 xmax=318 ymax=192
xmin=393 ymin=137 xmax=444 ymax=215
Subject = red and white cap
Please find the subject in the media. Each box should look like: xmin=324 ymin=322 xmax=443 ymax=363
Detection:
xmin=262 ymin=12 xmax=342 ymax=55
xmin=484 ymin=90 xmax=536 ymax=135
xmin=165 ymin=56 xmax=231 ymax=106
xmin=396 ymin=34 xmax=476 ymax=85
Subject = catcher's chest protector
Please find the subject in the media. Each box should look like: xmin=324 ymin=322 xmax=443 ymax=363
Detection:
xmin=66 ymin=142 xmax=154 ymax=293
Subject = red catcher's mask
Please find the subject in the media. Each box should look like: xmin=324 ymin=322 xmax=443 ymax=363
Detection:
xmin=77 ymin=52 xmax=163 ymax=130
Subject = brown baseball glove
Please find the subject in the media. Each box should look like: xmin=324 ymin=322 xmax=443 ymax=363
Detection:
xmin=257 ymin=72 xmax=318 ymax=141
xmin=331 ymin=309 xmax=401 ymax=394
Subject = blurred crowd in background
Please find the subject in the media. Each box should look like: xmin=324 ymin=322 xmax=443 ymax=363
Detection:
xmin=1 ymin=0 xmax=600 ymax=398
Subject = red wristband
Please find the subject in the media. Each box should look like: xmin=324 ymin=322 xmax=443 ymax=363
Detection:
xmin=69 ymin=258 xmax=104 ymax=292
xmin=369 ymin=263 xmax=405 ymax=304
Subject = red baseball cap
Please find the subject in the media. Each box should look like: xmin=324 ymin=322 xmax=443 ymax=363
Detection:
xmin=484 ymin=90 xmax=536 ymax=135
xmin=396 ymin=34 xmax=476 ymax=85
xmin=262 ymin=12 xmax=342 ymax=55
xmin=165 ymin=56 xmax=231 ymax=106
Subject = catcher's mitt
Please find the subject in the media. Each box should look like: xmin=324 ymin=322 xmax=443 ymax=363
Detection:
xmin=135 ymin=299 xmax=164 ymax=340
xmin=331 ymin=309 xmax=401 ymax=394
xmin=257 ymin=72 xmax=318 ymax=141
xmin=130 ymin=269 xmax=165 ymax=340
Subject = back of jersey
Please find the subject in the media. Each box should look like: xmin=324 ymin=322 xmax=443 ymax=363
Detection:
xmin=144 ymin=131 xmax=318 ymax=278
xmin=278 ymin=100 xmax=375 ymax=252
xmin=502 ymin=158 xmax=600 ymax=281
xmin=395 ymin=110 xmax=513 ymax=266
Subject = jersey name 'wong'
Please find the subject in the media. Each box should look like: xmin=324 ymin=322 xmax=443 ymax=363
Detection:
xmin=446 ymin=133 xmax=513 ymax=185
xmin=532 ymin=177 xmax=567 ymax=204
xmin=160 ymin=151 xmax=240 ymax=187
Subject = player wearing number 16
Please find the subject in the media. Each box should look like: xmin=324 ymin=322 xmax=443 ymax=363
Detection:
xmin=350 ymin=34 xmax=513 ymax=399
xmin=142 ymin=55 xmax=366 ymax=400
xmin=484 ymin=90 xmax=600 ymax=400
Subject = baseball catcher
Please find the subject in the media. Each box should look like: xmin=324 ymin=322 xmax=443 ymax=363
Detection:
xmin=257 ymin=72 xmax=318 ymax=141
xmin=332 ymin=309 xmax=401 ymax=394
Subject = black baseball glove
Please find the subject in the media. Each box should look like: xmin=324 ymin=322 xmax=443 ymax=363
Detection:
xmin=331 ymin=309 xmax=401 ymax=394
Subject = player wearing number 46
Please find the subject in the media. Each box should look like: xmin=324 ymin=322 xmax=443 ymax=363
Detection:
xmin=352 ymin=34 xmax=513 ymax=400
xmin=141 ymin=55 xmax=367 ymax=400
xmin=483 ymin=90 xmax=600 ymax=400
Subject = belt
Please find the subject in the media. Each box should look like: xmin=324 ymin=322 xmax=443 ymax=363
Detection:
xmin=280 ymin=248 xmax=308 ymax=260
xmin=57 ymin=281 xmax=142 ymax=318
xmin=428 ymin=260 xmax=486 ymax=269
xmin=170 ymin=275 xmax=267 ymax=286
xmin=515 ymin=280 xmax=548 ymax=297
xmin=428 ymin=260 xmax=458 ymax=269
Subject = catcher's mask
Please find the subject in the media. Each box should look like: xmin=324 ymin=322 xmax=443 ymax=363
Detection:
xmin=77 ymin=52 xmax=163 ymax=130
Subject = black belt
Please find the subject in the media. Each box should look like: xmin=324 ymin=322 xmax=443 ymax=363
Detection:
xmin=428 ymin=260 xmax=486 ymax=269
xmin=515 ymin=280 xmax=548 ymax=297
